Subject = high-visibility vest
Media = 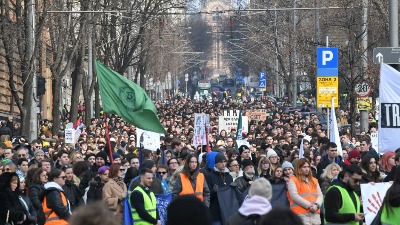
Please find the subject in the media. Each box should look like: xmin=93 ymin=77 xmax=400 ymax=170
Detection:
xmin=179 ymin=173 xmax=205 ymax=202
xmin=42 ymin=192 xmax=68 ymax=225
xmin=131 ymin=186 xmax=157 ymax=225
xmin=289 ymin=176 xmax=320 ymax=215
xmin=381 ymin=203 xmax=400 ymax=225
xmin=324 ymin=185 xmax=360 ymax=225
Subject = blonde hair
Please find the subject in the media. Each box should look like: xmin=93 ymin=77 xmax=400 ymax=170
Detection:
xmin=320 ymin=163 xmax=341 ymax=180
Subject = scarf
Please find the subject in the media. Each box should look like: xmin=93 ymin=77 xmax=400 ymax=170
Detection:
xmin=112 ymin=177 xmax=125 ymax=190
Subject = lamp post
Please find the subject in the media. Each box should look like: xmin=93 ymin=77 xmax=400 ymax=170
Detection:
xmin=167 ymin=72 xmax=172 ymax=98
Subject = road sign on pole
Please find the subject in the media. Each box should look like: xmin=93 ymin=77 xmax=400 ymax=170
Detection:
xmin=317 ymin=47 xmax=339 ymax=76
xmin=259 ymin=71 xmax=267 ymax=89
xmin=355 ymin=81 xmax=372 ymax=97
xmin=372 ymin=47 xmax=400 ymax=64
xmin=317 ymin=77 xmax=339 ymax=107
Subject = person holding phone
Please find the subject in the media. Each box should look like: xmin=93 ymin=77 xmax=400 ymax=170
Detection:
xmin=324 ymin=165 xmax=364 ymax=225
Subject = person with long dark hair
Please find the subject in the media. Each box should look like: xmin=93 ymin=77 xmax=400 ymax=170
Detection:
xmin=380 ymin=166 xmax=400 ymax=224
xmin=360 ymin=154 xmax=382 ymax=183
xmin=0 ymin=172 xmax=27 ymax=224
xmin=18 ymin=177 xmax=37 ymax=225
xmin=171 ymin=154 xmax=210 ymax=207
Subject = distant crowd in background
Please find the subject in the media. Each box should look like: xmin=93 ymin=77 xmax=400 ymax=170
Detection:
xmin=0 ymin=94 xmax=398 ymax=225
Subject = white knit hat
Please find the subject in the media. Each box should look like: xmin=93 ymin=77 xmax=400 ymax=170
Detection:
xmin=266 ymin=149 xmax=277 ymax=159
xmin=249 ymin=178 xmax=272 ymax=200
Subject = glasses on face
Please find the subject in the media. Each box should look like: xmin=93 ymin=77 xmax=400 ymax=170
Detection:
xmin=119 ymin=168 xmax=125 ymax=172
xmin=18 ymin=154 xmax=26 ymax=157
xmin=76 ymin=156 xmax=82 ymax=159
xmin=157 ymin=171 xmax=167 ymax=175
xmin=35 ymin=146 xmax=42 ymax=149
xmin=3 ymin=168 xmax=11 ymax=172
xmin=58 ymin=176 xmax=67 ymax=179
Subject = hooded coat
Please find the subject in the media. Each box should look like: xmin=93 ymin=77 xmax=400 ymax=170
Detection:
xmin=0 ymin=172 xmax=26 ymax=224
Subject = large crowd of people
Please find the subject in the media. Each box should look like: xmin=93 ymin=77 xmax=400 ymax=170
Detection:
xmin=0 ymin=95 xmax=399 ymax=225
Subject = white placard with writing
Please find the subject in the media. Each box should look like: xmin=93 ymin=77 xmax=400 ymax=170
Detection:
xmin=136 ymin=128 xmax=162 ymax=151
xmin=370 ymin=132 xmax=378 ymax=153
xmin=193 ymin=114 xmax=208 ymax=146
xmin=218 ymin=115 xmax=248 ymax=135
xmin=65 ymin=129 xmax=75 ymax=144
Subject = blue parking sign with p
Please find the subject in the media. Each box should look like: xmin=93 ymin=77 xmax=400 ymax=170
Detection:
xmin=317 ymin=47 xmax=338 ymax=76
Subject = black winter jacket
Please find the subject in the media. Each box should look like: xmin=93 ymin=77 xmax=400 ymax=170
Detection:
xmin=62 ymin=180 xmax=83 ymax=211
xmin=0 ymin=172 xmax=26 ymax=224
xmin=28 ymin=183 xmax=46 ymax=225
xmin=86 ymin=176 xmax=105 ymax=203
xmin=43 ymin=182 xmax=71 ymax=221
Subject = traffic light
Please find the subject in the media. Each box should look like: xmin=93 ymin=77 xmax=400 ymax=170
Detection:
xmin=37 ymin=76 xmax=46 ymax=96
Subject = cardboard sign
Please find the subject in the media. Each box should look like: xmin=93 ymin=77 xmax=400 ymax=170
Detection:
xmin=246 ymin=110 xmax=267 ymax=122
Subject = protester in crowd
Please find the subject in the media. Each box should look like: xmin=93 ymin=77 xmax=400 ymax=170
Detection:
xmin=171 ymin=154 xmax=210 ymax=206
xmin=232 ymin=159 xmax=257 ymax=195
xmin=131 ymin=160 xmax=163 ymax=194
xmin=380 ymin=151 xmax=396 ymax=175
xmin=2 ymin=160 xmax=17 ymax=173
xmin=227 ymin=178 xmax=273 ymax=225
xmin=266 ymin=149 xmax=280 ymax=174
xmin=29 ymin=168 xmax=47 ymax=225
xmin=16 ymin=158 xmax=29 ymax=179
xmin=227 ymin=159 xmax=242 ymax=181
xmin=167 ymin=157 xmax=180 ymax=180
xmin=384 ymin=152 xmax=400 ymax=182
xmin=288 ymin=158 xmax=323 ymax=225
xmin=269 ymin=166 xmax=284 ymax=184
xmin=380 ymin=164 xmax=400 ymax=224
xmin=79 ymin=151 xmax=108 ymax=193
xmin=319 ymin=163 xmax=341 ymax=195
xmin=42 ymin=168 xmax=71 ymax=225
xmin=61 ymin=165 xmax=82 ymax=211
xmin=324 ymin=165 xmax=364 ymax=224
xmin=316 ymin=142 xmax=343 ymax=178
xmin=205 ymin=152 xmax=233 ymax=225
xmin=360 ymin=154 xmax=383 ymax=183
xmin=102 ymin=163 xmax=127 ymax=219
xmin=343 ymin=149 xmax=361 ymax=166
xmin=18 ymin=176 xmax=38 ymax=225
xmin=129 ymin=156 xmax=140 ymax=169
xmin=0 ymin=172 xmax=27 ymax=225
xmin=282 ymin=161 xmax=294 ymax=184
xmin=258 ymin=156 xmax=272 ymax=180
xmin=167 ymin=195 xmax=212 ymax=225
xmin=130 ymin=168 xmax=161 ymax=225
xmin=86 ymin=166 xmax=109 ymax=203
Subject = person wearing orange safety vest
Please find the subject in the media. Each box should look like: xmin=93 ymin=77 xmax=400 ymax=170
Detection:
xmin=171 ymin=154 xmax=210 ymax=207
xmin=42 ymin=169 xmax=71 ymax=225
xmin=288 ymin=158 xmax=323 ymax=225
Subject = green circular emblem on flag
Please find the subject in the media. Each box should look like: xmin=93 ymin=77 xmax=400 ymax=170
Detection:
xmin=119 ymin=87 xmax=136 ymax=110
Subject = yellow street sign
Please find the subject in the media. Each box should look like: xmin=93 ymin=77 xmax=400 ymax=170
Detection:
xmin=317 ymin=76 xmax=339 ymax=108
xmin=357 ymin=97 xmax=372 ymax=110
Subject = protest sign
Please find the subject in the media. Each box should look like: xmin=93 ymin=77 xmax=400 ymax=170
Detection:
xmin=136 ymin=128 xmax=162 ymax=151
xmin=219 ymin=110 xmax=248 ymax=134
xmin=246 ymin=109 xmax=267 ymax=122
xmin=193 ymin=113 xmax=209 ymax=146
xmin=65 ymin=129 xmax=75 ymax=144
xmin=360 ymin=182 xmax=391 ymax=225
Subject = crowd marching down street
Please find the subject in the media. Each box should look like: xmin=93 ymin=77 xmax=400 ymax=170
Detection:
xmin=1 ymin=63 xmax=400 ymax=225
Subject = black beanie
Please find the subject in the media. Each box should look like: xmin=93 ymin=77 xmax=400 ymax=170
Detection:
xmin=241 ymin=159 xmax=253 ymax=169
xmin=95 ymin=151 xmax=108 ymax=163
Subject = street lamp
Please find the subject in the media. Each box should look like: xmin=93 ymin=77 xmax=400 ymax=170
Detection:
xmin=167 ymin=72 xmax=172 ymax=98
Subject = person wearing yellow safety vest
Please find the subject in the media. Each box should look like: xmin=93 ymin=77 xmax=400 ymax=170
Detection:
xmin=130 ymin=168 xmax=161 ymax=225
xmin=288 ymin=158 xmax=323 ymax=225
xmin=324 ymin=164 xmax=364 ymax=225
xmin=171 ymin=154 xmax=210 ymax=206
xmin=380 ymin=166 xmax=400 ymax=225
xmin=42 ymin=169 xmax=72 ymax=225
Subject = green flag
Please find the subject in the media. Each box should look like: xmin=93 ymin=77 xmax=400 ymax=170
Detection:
xmin=235 ymin=110 xmax=243 ymax=152
xmin=95 ymin=60 xmax=165 ymax=134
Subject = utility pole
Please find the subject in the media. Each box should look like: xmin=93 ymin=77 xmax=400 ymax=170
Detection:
xmin=360 ymin=0 xmax=369 ymax=132
xmin=291 ymin=0 xmax=298 ymax=107
xmin=28 ymin=0 xmax=38 ymax=142
xmin=274 ymin=5 xmax=280 ymax=98
xmin=87 ymin=12 xmax=93 ymax=118
xmin=389 ymin=0 xmax=399 ymax=48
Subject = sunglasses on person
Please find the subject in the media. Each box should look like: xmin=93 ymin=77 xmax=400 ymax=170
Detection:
xmin=58 ymin=176 xmax=67 ymax=179
xmin=157 ymin=171 xmax=167 ymax=175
